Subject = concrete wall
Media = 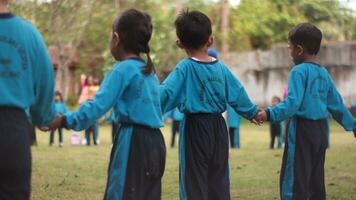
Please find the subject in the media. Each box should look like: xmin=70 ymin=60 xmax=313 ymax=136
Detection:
xmin=224 ymin=41 xmax=356 ymax=105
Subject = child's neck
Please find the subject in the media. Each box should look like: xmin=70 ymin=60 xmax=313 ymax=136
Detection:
xmin=119 ymin=53 xmax=141 ymax=61
xmin=302 ymin=54 xmax=318 ymax=64
xmin=186 ymin=49 xmax=214 ymax=62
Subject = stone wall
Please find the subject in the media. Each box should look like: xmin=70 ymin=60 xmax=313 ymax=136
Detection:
xmin=224 ymin=41 xmax=356 ymax=105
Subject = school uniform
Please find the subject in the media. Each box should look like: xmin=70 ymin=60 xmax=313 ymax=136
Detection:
xmin=160 ymin=58 xmax=258 ymax=200
xmin=63 ymin=58 xmax=165 ymax=200
xmin=265 ymin=62 xmax=356 ymax=200
xmin=0 ymin=13 xmax=56 ymax=200
xmin=227 ymin=105 xmax=241 ymax=148
xmin=163 ymin=107 xmax=184 ymax=147
xmin=50 ymin=101 xmax=67 ymax=145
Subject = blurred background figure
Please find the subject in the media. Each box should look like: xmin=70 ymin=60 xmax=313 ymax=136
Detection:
xmin=49 ymin=91 xmax=67 ymax=147
xmin=227 ymin=105 xmax=241 ymax=148
xmin=269 ymin=96 xmax=283 ymax=149
xmin=163 ymin=108 xmax=184 ymax=148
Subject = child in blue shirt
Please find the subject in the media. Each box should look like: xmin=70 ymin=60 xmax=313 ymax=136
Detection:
xmin=160 ymin=10 xmax=259 ymax=200
xmin=0 ymin=1 xmax=60 ymax=199
xmin=163 ymin=107 xmax=184 ymax=148
xmin=60 ymin=9 xmax=165 ymax=200
xmin=227 ymin=105 xmax=241 ymax=149
xmin=269 ymin=96 xmax=283 ymax=149
xmin=49 ymin=91 xmax=67 ymax=147
xmin=258 ymin=23 xmax=356 ymax=200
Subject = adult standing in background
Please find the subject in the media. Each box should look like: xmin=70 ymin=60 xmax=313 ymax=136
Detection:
xmin=0 ymin=0 xmax=60 ymax=199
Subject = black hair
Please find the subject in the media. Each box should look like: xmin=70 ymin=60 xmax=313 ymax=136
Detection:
xmin=272 ymin=96 xmax=281 ymax=102
xmin=288 ymin=23 xmax=322 ymax=55
xmin=55 ymin=91 xmax=64 ymax=102
xmin=113 ymin=9 xmax=154 ymax=75
xmin=175 ymin=10 xmax=212 ymax=50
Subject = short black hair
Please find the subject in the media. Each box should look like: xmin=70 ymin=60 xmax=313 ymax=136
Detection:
xmin=288 ymin=23 xmax=322 ymax=55
xmin=175 ymin=10 xmax=212 ymax=50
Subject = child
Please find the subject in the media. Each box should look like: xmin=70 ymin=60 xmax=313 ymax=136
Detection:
xmin=60 ymin=9 xmax=166 ymax=199
xmin=257 ymin=23 xmax=356 ymax=199
xmin=160 ymin=10 xmax=259 ymax=200
xmin=227 ymin=105 xmax=241 ymax=149
xmin=0 ymin=0 xmax=60 ymax=198
xmin=163 ymin=107 xmax=184 ymax=148
xmin=104 ymin=110 xmax=120 ymax=144
xmin=269 ymin=96 xmax=283 ymax=149
xmin=49 ymin=91 xmax=67 ymax=147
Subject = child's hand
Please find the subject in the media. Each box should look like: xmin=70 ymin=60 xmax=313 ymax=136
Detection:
xmin=256 ymin=110 xmax=268 ymax=123
xmin=39 ymin=115 xmax=63 ymax=131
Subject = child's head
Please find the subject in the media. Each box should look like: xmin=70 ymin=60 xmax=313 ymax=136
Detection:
xmin=111 ymin=9 xmax=154 ymax=75
xmin=288 ymin=23 xmax=322 ymax=65
xmin=272 ymin=96 xmax=281 ymax=106
xmin=55 ymin=91 xmax=63 ymax=102
xmin=86 ymin=75 xmax=94 ymax=86
xmin=175 ymin=10 xmax=213 ymax=51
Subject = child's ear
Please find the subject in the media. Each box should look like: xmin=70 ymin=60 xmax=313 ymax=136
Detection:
xmin=176 ymin=39 xmax=184 ymax=49
xmin=296 ymin=44 xmax=303 ymax=56
xmin=112 ymin=32 xmax=120 ymax=47
xmin=206 ymin=36 xmax=214 ymax=48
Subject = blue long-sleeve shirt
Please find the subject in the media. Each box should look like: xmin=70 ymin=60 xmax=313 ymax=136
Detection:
xmin=0 ymin=13 xmax=56 ymax=126
xmin=267 ymin=62 xmax=355 ymax=131
xmin=65 ymin=58 xmax=163 ymax=130
xmin=160 ymin=58 xmax=258 ymax=119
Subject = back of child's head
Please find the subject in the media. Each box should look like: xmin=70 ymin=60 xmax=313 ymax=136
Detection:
xmin=272 ymin=96 xmax=281 ymax=106
xmin=113 ymin=9 xmax=154 ymax=75
xmin=288 ymin=23 xmax=322 ymax=55
xmin=208 ymin=48 xmax=218 ymax=59
xmin=175 ymin=10 xmax=212 ymax=50
xmin=55 ymin=91 xmax=63 ymax=102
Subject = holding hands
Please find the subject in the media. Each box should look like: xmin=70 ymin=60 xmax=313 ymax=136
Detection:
xmin=250 ymin=109 xmax=268 ymax=126
xmin=39 ymin=115 xmax=63 ymax=132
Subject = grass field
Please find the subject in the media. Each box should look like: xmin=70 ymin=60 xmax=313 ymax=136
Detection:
xmin=31 ymin=120 xmax=356 ymax=200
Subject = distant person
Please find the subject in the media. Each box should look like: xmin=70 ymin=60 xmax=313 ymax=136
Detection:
xmin=257 ymin=23 xmax=356 ymax=200
xmin=348 ymin=103 xmax=356 ymax=110
xmin=269 ymin=96 xmax=283 ymax=149
xmin=78 ymin=75 xmax=99 ymax=145
xmin=49 ymin=91 xmax=67 ymax=147
xmin=163 ymin=107 xmax=184 ymax=148
xmin=104 ymin=110 xmax=120 ymax=144
xmin=227 ymin=105 xmax=241 ymax=148
xmin=0 ymin=0 xmax=60 ymax=199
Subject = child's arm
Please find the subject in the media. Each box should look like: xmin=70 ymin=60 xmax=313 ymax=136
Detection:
xmin=224 ymin=68 xmax=259 ymax=120
xmin=326 ymin=76 xmax=356 ymax=132
xmin=29 ymin=27 xmax=57 ymax=126
xmin=266 ymin=69 xmax=306 ymax=122
xmin=160 ymin=66 xmax=186 ymax=114
xmin=63 ymin=67 xmax=133 ymax=131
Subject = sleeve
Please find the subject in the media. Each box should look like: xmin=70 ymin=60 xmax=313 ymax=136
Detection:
xmin=160 ymin=66 xmax=186 ymax=113
xmin=267 ymin=69 xmax=305 ymax=123
xmin=326 ymin=76 xmax=356 ymax=131
xmin=29 ymin=27 xmax=56 ymax=126
xmin=162 ymin=110 xmax=173 ymax=121
xmin=65 ymin=67 xmax=132 ymax=131
xmin=225 ymin=67 xmax=258 ymax=120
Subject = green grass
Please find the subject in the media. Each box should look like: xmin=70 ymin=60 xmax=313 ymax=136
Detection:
xmin=32 ymin=121 xmax=356 ymax=200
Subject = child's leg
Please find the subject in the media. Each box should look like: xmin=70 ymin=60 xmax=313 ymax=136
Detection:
xmin=0 ymin=108 xmax=31 ymax=200
xmin=49 ymin=130 xmax=55 ymax=145
xmin=58 ymin=128 xmax=63 ymax=145
xmin=93 ymin=120 xmax=99 ymax=145
xmin=229 ymin=127 xmax=235 ymax=148
xmin=235 ymin=127 xmax=240 ymax=148
xmin=170 ymin=121 xmax=178 ymax=148
xmin=270 ymin=131 xmax=275 ymax=149
xmin=85 ymin=128 xmax=91 ymax=145
xmin=122 ymin=126 xmax=166 ymax=200
xmin=182 ymin=114 xmax=230 ymax=200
